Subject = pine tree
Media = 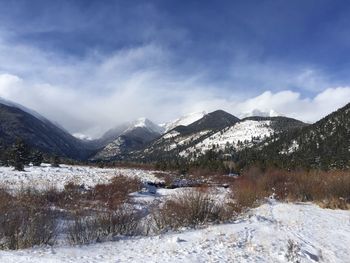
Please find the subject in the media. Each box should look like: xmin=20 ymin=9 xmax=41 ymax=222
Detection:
xmin=31 ymin=150 xmax=43 ymax=166
xmin=11 ymin=138 xmax=30 ymax=171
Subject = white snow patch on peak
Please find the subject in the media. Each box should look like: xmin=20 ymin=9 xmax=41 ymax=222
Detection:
xmin=73 ymin=133 xmax=93 ymax=141
xmin=128 ymin=117 xmax=165 ymax=134
xmin=161 ymin=111 xmax=207 ymax=132
xmin=240 ymin=108 xmax=283 ymax=118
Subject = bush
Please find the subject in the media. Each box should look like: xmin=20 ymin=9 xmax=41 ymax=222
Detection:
xmin=231 ymin=178 xmax=265 ymax=210
xmin=0 ymin=188 xmax=57 ymax=250
xmin=232 ymin=167 xmax=350 ymax=210
xmin=151 ymin=189 xmax=232 ymax=232
xmin=91 ymin=175 xmax=142 ymax=210
xmin=67 ymin=206 xmax=142 ymax=245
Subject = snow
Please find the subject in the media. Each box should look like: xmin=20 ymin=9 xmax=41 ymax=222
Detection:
xmin=1 ymin=201 xmax=349 ymax=262
xmin=0 ymin=163 xmax=162 ymax=191
xmin=180 ymin=120 xmax=274 ymax=156
xmin=162 ymin=130 xmax=180 ymax=139
xmin=280 ymin=140 xmax=300 ymax=155
xmin=93 ymin=137 xmax=126 ymax=159
xmin=160 ymin=111 xmax=207 ymax=133
xmin=72 ymin=133 xmax=93 ymax=141
xmin=129 ymin=118 xmax=165 ymax=134
xmin=94 ymin=118 xmax=164 ymax=159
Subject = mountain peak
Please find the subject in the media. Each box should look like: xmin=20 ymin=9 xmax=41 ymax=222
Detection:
xmin=160 ymin=111 xmax=207 ymax=132
xmin=128 ymin=118 xmax=164 ymax=134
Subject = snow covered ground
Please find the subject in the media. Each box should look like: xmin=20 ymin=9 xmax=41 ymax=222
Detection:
xmin=0 ymin=163 xmax=162 ymax=191
xmin=180 ymin=120 xmax=273 ymax=157
xmin=0 ymin=201 xmax=349 ymax=263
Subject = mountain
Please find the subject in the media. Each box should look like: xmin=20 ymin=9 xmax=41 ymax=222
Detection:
xmin=244 ymin=103 xmax=350 ymax=169
xmin=178 ymin=116 xmax=307 ymax=159
xmin=92 ymin=118 xmax=164 ymax=160
xmin=129 ymin=110 xmax=307 ymax=162
xmin=132 ymin=110 xmax=241 ymax=161
xmin=0 ymin=102 xmax=97 ymax=159
xmin=160 ymin=111 xmax=207 ymax=133
xmin=96 ymin=123 xmax=130 ymax=147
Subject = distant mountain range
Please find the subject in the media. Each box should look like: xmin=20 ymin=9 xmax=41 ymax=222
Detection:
xmin=0 ymin=98 xmax=348 ymax=169
xmin=0 ymin=102 xmax=96 ymax=160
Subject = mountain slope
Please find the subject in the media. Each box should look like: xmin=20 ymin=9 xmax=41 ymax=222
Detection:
xmin=245 ymin=103 xmax=350 ymax=169
xmin=0 ymin=102 xmax=96 ymax=159
xmin=131 ymin=112 xmax=307 ymax=162
xmin=93 ymin=118 xmax=163 ymax=160
xmin=132 ymin=110 xmax=241 ymax=161
xmin=179 ymin=116 xmax=307 ymax=159
xmin=160 ymin=111 xmax=207 ymax=133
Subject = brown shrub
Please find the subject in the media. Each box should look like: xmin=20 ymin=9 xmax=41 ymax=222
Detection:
xmin=151 ymin=188 xmax=232 ymax=232
xmin=67 ymin=206 xmax=142 ymax=245
xmin=231 ymin=178 xmax=265 ymax=210
xmin=91 ymin=175 xmax=142 ymax=210
xmin=232 ymin=167 xmax=350 ymax=210
xmin=0 ymin=188 xmax=57 ymax=250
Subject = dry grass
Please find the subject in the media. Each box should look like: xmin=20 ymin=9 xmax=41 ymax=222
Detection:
xmin=231 ymin=167 xmax=350 ymax=210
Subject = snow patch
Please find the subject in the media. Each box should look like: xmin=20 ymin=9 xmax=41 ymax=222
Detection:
xmin=160 ymin=111 xmax=207 ymax=132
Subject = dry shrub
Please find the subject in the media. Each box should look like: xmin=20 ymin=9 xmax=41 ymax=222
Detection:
xmin=91 ymin=175 xmax=142 ymax=210
xmin=68 ymin=206 xmax=142 ymax=245
xmin=233 ymin=167 xmax=350 ymax=210
xmin=231 ymin=178 xmax=265 ymax=210
xmin=42 ymin=175 xmax=143 ymax=211
xmin=0 ymin=188 xmax=57 ymax=250
xmin=151 ymin=188 xmax=231 ymax=232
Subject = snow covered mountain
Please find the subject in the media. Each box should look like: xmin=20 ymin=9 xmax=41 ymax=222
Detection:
xmin=93 ymin=118 xmax=164 ymax=160
xmin=0 ymin=97 xmax=310 ymax=163
xmin=132 ymin=113 xmax=306 ymax=161
xmin=252 ymin=102 xmax=350 ymax=169
xmin=133 ymin=110 xmax=241 ymax=160
xmin=160 ymin=111 xmax=207 ymax=133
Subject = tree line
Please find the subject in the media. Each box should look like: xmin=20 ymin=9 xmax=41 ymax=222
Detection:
xmin=0 ymin=138 xmax=60 ymax=171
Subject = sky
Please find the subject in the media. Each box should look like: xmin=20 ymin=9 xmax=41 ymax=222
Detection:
xmin=0 ymin=0 xmax=350 ymax=137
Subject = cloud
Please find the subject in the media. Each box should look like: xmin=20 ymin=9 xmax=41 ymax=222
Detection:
xmin=0 ymin=28 xmax=349 ymax=138
xmin=234 ymin=88 xmax=350 ymax=122
xmin=1 ymin=69 xmax=349 ymax=137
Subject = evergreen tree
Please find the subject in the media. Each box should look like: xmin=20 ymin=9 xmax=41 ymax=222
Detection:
xmin=10 ymin=138 xmax=30 ymax=171
xmin=31 ymin=150 xmax=43 ymax=166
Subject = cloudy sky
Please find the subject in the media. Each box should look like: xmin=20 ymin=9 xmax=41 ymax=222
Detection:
xmin=0 ymin=0 xmax=349 ymax=137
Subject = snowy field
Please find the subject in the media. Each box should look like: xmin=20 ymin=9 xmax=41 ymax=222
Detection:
xmin=0 ymin=201 xmax=349 ymax=263
xmin=0 ymin=164 xmax=162 ymax=191
xmin=0 ymin=164 xmax=349 ymax=262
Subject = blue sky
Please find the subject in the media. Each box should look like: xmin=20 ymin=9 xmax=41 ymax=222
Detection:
xmin=0 ymin=0 xmax=349 ymax=137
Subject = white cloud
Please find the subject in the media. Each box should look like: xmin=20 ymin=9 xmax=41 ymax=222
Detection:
xmin=234 ymin=88 xmax=350 ymax=122
xmin=0 ymin=31 xmax=349 ymax=137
